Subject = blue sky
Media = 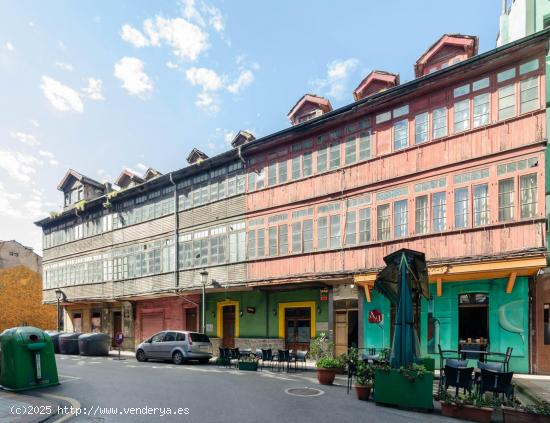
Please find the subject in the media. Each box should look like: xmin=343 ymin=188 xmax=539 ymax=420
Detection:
xmin=0 ymin=0 xmax=502 ymax=253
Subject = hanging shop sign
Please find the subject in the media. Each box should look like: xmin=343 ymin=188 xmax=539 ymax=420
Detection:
xmin=368 ymin=310 xmax=383 ymax=324
xmin=320 ymin=288 xmax=329 ymax=301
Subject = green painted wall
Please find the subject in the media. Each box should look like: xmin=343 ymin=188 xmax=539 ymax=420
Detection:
xmin=204 ymin=288 xmax=329 ymax=339
xmin=363 ymin=278 xmax=530 ymax=373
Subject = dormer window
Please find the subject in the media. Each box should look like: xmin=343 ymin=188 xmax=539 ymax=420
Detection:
xmin=287 ymin=94 xmax=332 ymax=126
xmin=57 ymin=169 xmax=106 ymax=209
xmin=415 ymin=34 xmax=478 ymax=78
xmin=353 ymin=71 xmax=399 ymax=101
xmin=64 ymin=186 xmax=84 ymax=206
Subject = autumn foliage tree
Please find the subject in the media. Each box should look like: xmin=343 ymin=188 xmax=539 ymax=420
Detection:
xmin=0 ymin=265 xmax=56 ymax=332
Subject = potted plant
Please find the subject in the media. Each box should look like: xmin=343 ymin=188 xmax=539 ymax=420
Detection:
xmin=315 ymin=357 xmax=343 ymax=385
xmin=502 ymin=399 xmax=550 ymax=423
xmin=355 ymin=361 xmax=374 ymax=401
xmin=440 ymin=392 xmax=497 ymax=423
xmin=237 ymin=355 xmax=259 ymax=371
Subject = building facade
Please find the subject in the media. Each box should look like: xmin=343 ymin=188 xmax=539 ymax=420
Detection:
xmin=36 ymin=28 xmax=550 ymax=373
xmin=0 ymin=240 xmax=42 ymax=273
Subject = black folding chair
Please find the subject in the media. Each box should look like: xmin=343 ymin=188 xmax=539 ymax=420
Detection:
xmin=260 ymin=348 xmax=274 ymax=371
xmin=218 ymin=347 xmax=231 ymax=367
xmin=276 ymin=349 xmax=295 ymax=372
xmin=479 ymin=368 xmax=514 ymax=399
xmin=295 ymin=350 xmax=307 ymax=371
xmin=229 ymin=348 xmax=240 ymax=368
xmin=438 ymin=344 xmax=461 ymax=393
xmin=442 ymin=365 xmax=474 ymax=396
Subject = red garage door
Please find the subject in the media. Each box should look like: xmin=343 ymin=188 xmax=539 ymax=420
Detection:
xmin=141 ymin=313 xmax=164 ymax=342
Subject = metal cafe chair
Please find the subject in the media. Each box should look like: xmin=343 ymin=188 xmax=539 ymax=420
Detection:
xmin=479 ymin=368 xmax=515 ymax=399
xmin=295 ymin=350 xmax=308 ymax=371
xmin=442 ymin=365 xmax=474 ymax=396
xmin=260 ymin=348 xmax=274 ymax=371
xmin=229 ymin=348 xmax=240 ymax=368
xmin=486 ymin=347 xmax=513 ymax=372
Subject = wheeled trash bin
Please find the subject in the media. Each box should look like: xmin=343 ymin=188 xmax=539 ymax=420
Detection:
xmin=78 ymin=333 xmax=110 ymax=356
xmin=0 ymin=326 xmax=59 ymax=391
xmin=59 ymin=332 xmax=82 ymax=354
xmin=45 ymin=331 xmax=64 ymax=354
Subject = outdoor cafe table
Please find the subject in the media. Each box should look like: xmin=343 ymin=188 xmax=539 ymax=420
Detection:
xmin=460 ymin=349 xmax=490 ymax=361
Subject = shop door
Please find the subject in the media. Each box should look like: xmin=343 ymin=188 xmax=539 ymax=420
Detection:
xmin=334 ymin=311 xmax=348 ymax=357
xmin=222 ymin=306 xmax=235 ymax=348
xmin=285 ymin=308 xmax=311 ymax=352
xmin=141 ymin=313 xmax=164 ymax=343
xmin=185 ymin=308 xmax=198 ymax=332
xmin=72 ymin=312 xmax=82 ymax=332
xmin=112 ymin=311 xmax=122 ymax=347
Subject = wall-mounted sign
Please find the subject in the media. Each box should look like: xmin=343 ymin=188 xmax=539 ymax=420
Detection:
xmin=246 ymin=307 xmax=256 ymax=314
xmin=368 ymin=310 xmax=383 ymax=324
xmin=320 ymin=288 xmax=329 ymax=301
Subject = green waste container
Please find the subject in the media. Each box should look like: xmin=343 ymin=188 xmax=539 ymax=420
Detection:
xmin=0 ymin=326 xmax=59 ymax=391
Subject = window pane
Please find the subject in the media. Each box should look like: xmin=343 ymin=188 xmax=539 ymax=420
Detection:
xmin=394 ymin=119 xmax=408 ymax=150
xmin=292 ymin=156 xmax=301 ymax=180
xmin=498 ymin=84 xmax=516 ymax=120
xmin=318 ymin=217 xmax=328 ymax=250
xmin=345 ymin=211 xmax=356 ymax=246
xmin=498 ymin=178 xmax=515 ymax=222
xmin=377 ymin=204 xmax=390 ymax=241
xmin=415 ymin=195 xmax=428 ymax=234
xmin=278 ymin=160 xmax=287 ymax=183
xmin=453 ymin=84 xmax=470 ymax=98
xmin=497 ymin=67 xmax=516 ymax=82
xmin=303 ymin=152 xmax=312 ymax=177
xmin=472 ymin=77 xmax=490 ymax=91
xmin=247 ymin=230 xmax=256 ymax=259
xmin=520 ymin=76 xmax=539 ymax=113
xmin=256 ymin=168 xmax=264 ymax=190
xmin=473 ymin=93 xmax=490 ymax=127
xmin=359 ymin=131 xmax=371 ymax=160
xmin=330 ymin=215 xmax=341 ymax=248
xmin=394 ymin=200 xmax=408 ymax=238
xmin=415 ymin=112 xmax=429 ymax=144
xmin=303 ymin=219 xmax=313 ymax=252
xmin=329 ymin=143 xmax=340 ymax=169
xmin=268 ymin=162 xmax=277 ymax=186
xmin=519 ymin=59 xmax=539 ymax=75
xmin=257 ymin=229 xmax=265 ymax=257
xmin=317 ymin=145 xmax=328 ymax=173
xmin=292 ymin=222 xmax=302 ymax=253
xmin=432 ymin=192 xmax=446 ymax=232
xmin=269 ymin=227 xmax=277 ymax=256
xmin=454 ymin=187 xmax=469 ymax=228
xmin=433 ymin=107 xmax=447 ymax=138
xmin=520 ymin=173 xmax=537 ymax=218
xmin=278 ymin=224 xmax=288 ymax=255
xmin=474 ymin=184 xmax=489 ymax=226
xmin=345 ymin=136 xmax=356 ymax=165
xmin=454 ymin=99 xmax=470 ymax=132
xmin=359 ymin=208 xmax=371 ymax=243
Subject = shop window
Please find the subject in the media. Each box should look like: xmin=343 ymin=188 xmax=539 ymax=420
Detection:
xmin=91 ymin=311 xmax=101 ymax=332
xmin=458 ymin=293 xmax=489 ymax=346
xmin=545 ymin=304 xmax=550 ymax=345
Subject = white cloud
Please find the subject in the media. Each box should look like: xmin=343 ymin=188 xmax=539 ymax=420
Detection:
xmin=40 ymin=76 xmax=84 ymax=112
xmin=166 ymin=61 xmax=179 ymax=69
xmin=223 ymin=130 xmax=236 ymax=145
xmin=113 ymin=57 xmax=153 ymax=98
xmin=120 ymin=24 xmax=150 ymax=48
xmin=38 ymin=150 xmax=59 ymax=166
xmin=82 ymin=77 xmax=104 ymax=101
xmin=55 ymin=62 xmax=74 ymax=71
xmin=4 ymin=41 xmax=14 ymax=51
xmin=181 ymin=0 xmax=206 ymax=27
xmin=0 ymin=183 xmax=22 ymax=218
xmin=0 ymin=150 xmax=40 ymax=183
xmin=195 ymin=92 xmax=219 ymax=113
xmin=185 ymin=67 xmax=223 ymax=91
xmin=202 ymin=3 xmax=224 ymax=33
xmin=58 ymin=41 xmax=66 ymax=50
xmin=136 ymin=162 xmax=148 ymax=172
xmin=10 ymin=131 xmax=40 ymax=146
xmin=227 ymin=69 xmax=254 ymax=94
xmin=30 ymin=120 xmax=40 ymax=128
xmin=310 ymin=58 xmax=360 ymax=100
xmin=28 ymin=21 xmax=35 ymax=28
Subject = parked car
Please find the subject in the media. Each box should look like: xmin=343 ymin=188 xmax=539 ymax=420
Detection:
xmin=135 ymin=331 xmax=212 ymax=365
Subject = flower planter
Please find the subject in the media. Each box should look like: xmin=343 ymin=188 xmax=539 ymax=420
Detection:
xmin=502 ymin=406 xmax=550 ymax=423
xmin=374 ymin=368 xmax=434 ymax=410
xmin=238 ymin=361 xmax=258 ymax=371
xmin=316 ymin=368 xmax=337 ymax=385
xmin=355 ymin=385 xmax=372 ymax=401
xmin=440 ymin=402 xmax=493 ymax=423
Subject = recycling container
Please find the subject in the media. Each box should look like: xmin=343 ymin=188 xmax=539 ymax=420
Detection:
xmin=45 ymin=331 xmax=65 ymax=354
xmin=0 ymin=326 xmax=59 ymax=391
xmin=78 ymin=333 xmax=110 ymax=356
xmin=59 ymin=332 xmax=82 ymax=354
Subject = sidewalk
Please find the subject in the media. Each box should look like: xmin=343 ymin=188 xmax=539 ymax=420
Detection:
xmin=0 ymin=389 xmax=56 ymax=423
xmin=513 ymin=374 xmax=550 ymax=403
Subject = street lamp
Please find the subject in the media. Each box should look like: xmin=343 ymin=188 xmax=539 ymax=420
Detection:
xmin=55 ymin=289 xmax=66 ymax=332
xmin=200 ymin=269 xmax=208 ymax=334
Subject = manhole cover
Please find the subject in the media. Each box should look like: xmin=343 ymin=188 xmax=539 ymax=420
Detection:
xmin=285 ymin=387 xmax=324 ymax=397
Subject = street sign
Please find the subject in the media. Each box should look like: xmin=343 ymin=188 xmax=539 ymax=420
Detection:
xmin=368 ymin=310 xmax=383 ymax=324
xmin=114 ymin=332 xmax=124 ymax=346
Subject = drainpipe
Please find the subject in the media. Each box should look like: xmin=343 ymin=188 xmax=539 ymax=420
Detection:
xmin=169 ymin=173 xmax=179 ymax=288
xmin=237 ymin=145 xmax=246 ymax=164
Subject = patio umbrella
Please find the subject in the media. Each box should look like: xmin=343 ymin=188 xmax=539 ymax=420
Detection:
xmin=374 ymin=249 xmax=428 ymax=369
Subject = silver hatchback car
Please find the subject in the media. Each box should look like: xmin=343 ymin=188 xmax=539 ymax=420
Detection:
xmin=135 ymin=331 xmax=212 ymax=365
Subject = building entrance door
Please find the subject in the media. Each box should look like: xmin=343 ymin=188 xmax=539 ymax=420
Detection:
xmin=285 ymin=308 xmax=311 ymax=352
xmin=185 ymin=307 xmax=198 ymax=332
xmin=222 ymin=305 xmax=235 ymax=348
xmin=112 ymin=311 xmax=122 ymax=347
xmin=334 ymin=300 xmax=358 ymax=356
xmin=335 ymin=311 xmax=348 ymax=357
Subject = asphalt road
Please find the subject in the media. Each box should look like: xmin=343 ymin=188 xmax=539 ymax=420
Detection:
xmin=28 ymin=355 xmax=460 ymax=423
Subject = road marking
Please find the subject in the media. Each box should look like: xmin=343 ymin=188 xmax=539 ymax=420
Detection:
xmin=41 ymin=393 xmax=81 ymax=423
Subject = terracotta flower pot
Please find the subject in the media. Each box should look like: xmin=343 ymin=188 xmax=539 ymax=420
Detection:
xmin=355 ymin=385 xmax=372 ymax=401
xmin=440 ymin=402 xmax=493 ymax=423
xmin=316 ymin=368 xmax=337 ymax=385
xmin=502 ymin=406 xmax=550 ymax=423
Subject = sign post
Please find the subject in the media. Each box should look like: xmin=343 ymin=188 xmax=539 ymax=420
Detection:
xmin=113 ymin=332 xmax=125 ymax=361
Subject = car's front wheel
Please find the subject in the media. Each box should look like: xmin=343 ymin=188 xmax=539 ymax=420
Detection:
xmin=136 ymin=349 xmax=147 ymax=362
xmin=172 ymin=351 xmax=185 ymax=365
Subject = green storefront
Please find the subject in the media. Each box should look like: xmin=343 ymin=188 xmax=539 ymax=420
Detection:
xmin=204 ymin=288 xmax=329 ymax=352
xmin=363 ymin=276 xmax=532 ymax=373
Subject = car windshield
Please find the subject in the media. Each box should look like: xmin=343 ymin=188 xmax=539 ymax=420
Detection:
xmin=190 ymin=333 xmax=210 ymax=342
